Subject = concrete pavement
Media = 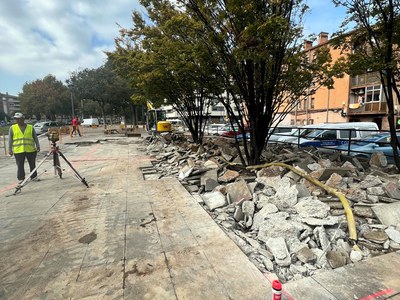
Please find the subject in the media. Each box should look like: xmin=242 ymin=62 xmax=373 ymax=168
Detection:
xmin=0 ymin=128 xmax=400 ymax=299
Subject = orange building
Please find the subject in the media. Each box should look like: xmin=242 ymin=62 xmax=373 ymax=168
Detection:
xmin=291 ymin=32 xmax=395 ymax=130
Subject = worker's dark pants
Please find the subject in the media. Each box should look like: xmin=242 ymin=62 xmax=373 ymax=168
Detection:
xmin=71 ymin=126 xmax=81 ymax=136
xmin=14 ymin=152 xmax=37 ymax=181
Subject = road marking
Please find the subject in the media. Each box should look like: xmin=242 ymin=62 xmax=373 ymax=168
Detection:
xmin=358 ymin=289 xmax=395 ymax=300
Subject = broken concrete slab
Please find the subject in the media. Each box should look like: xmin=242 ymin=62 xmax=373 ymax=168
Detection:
xmin=382 ymin=181 xmax=400 ymax=200
xmin=225 ymin=179 xmax=252 ymax=203
xmin=370 ymin=151 xmax=388 ymax=168
xmin=296 ymin=246 xmax=316 ymax=264
xmin=326 ymin=250 xmax=348 ymax=269
xmin=384 ymin=227 xmax=400 ymax=244
xmin=359 ymin=174 xmax=383 ymax=189
xmin=218 ymin=169 xmax=240 ymax=183
xmin=252 ymin=203 xmax=279 ymax=230
xmin=266 ymin=237 xmax=291 ymax=267
xmin=201 ymin=191 xmax=226 ymax=211
xmin=297 ymin=216 xmax=339 ymax=227
xmin=318 ymin=167 xmax=353 ymax=181
xmin=294 ymin=198 xmax=330 ymax=219
xmin=372 ymin=202 xmax=400 ymax=226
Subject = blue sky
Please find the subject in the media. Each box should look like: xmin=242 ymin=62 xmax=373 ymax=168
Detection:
xmin=0 ymin=1 xmax=347 ymax=96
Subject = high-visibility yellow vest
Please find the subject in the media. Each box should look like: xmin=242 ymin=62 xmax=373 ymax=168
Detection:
xmin=12 ymin=124 xmax=36 ymax=153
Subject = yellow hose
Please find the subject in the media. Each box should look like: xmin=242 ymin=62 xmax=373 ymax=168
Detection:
xmin=247 ymin=162 xmax=360 ymax=250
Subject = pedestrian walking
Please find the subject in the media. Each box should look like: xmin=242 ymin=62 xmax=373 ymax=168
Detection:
xmin=8 ymin=112 xmax=41 ymax=183
xmin=71 ymin=116 xmax=81 ymax=137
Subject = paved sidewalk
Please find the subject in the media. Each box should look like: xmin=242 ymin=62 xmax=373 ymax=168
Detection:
xmin=0 ymin=133 xmax=270 ymax=299
xmin=0 ymin=131 xmax=400 ymax=299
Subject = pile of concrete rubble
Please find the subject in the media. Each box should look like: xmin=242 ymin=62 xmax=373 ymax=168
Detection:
xmin=141 ymin=133 xmax=400 ymax=283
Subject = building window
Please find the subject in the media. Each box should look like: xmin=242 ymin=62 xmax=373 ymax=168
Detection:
xmin=365 ymin=85 xmax=381 ymax=102
xmin=212 ymin=106 xmax=224 ymax=112
xmin=350 ymin=85 xmax=385 ymax=104
xmin=310 ymin=97 xmax=315 ymax=109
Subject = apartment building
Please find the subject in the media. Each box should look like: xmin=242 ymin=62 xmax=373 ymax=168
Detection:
xmin=1 ymin=92 xmax=20 ymax=116
xmin=292 ymin=32 xmax=395 ymax=130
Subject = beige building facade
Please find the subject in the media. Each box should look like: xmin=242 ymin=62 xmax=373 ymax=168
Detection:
xmin=291 ymin=32 xmax=395 ymax=130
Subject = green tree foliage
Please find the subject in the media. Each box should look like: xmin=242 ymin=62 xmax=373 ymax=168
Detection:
xmin=180 ymin=0 xmax=342 ymax=165
xmin=18 ymin=75 xmax=70 ymax=120
xmin=68 ymin=60 xmax=133 ymax=126
xmin=108 ymin=0 xmax=224 ymax=143
xmin=333 ymin=0 xmax=400 ymax=171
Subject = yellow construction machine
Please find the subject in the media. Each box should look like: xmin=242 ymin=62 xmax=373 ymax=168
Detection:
xmin=146 ymin=101 xmax=172 ymax=134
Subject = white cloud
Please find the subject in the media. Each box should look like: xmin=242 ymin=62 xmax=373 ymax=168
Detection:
xmin=0 ymin=0 xmax=348 ymax=96
xmin=0 ymin=0 xmax=142 ymax=95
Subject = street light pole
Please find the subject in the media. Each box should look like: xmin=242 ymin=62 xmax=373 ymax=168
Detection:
xmin=81 ymin=99 xmax=84 ymax=120
xmin=326 ymin=88 xmax=331 ymax=123
xmin=70 ymin=91 xmax=74 ymax=118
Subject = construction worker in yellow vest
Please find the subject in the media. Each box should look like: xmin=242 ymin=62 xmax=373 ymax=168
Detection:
xmin=8 ymin=112 xmax=41 ymax=184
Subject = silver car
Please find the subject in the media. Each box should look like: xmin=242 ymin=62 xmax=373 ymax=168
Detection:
xmin=33 ymin=121 xmax=60 ymax=135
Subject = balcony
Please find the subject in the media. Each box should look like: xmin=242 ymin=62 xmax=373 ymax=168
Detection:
xmin=350 ymin=72 xmax=380 ymax=87
xmin=347 ymin=101 xmax=387 ymax=115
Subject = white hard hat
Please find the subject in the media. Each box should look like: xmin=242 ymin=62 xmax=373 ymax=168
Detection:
xmin=13 ymin=112 xmax=25 ymax=119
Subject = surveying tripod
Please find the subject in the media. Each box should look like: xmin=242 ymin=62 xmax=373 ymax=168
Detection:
xmin=12 ymin=132 xmax=89 ymax=195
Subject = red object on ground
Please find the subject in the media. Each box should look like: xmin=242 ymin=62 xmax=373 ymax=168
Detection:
xmin=272 ymin=280 xmax=282 ymax=300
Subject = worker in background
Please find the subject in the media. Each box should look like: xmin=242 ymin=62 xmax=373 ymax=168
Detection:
xmin=71 ymin=116 xmax=81 ymax=137
xmin=8 ymin=112 xmax=41 ymax=184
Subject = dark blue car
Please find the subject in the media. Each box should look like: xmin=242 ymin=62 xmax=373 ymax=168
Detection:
xmin=337 ymin=133 xmax=400 ymax=163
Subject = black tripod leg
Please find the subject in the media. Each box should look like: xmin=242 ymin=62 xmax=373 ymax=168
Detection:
xmin=57 ymin=150 xmax=89 ymax=188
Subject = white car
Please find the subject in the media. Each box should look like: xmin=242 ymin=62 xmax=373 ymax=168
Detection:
xmin=205 ymin=124 xmax=228 ymax=136
xmin=33 ymin=121 xmax=60 ymax=135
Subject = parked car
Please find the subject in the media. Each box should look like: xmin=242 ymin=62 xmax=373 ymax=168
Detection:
xmin=296 ymin=122 xmax=379 ymax=149
xmin=337 ymin=132 xmax=400 ymax=163
xmin=267 ymin=125 xmax=297 ymax=143
xmin=221 ymin=125 xmax=250 ymax=138
xmin=204 ymin=124 xmax=227 ymax=136
xmin=268 ymin=124 xmax=319 ymax=144
xmin=33 ymin=121 xmax=61 ymax=135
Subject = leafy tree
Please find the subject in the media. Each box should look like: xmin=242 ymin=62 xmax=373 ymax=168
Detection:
xmin=19 ymin=75 xmax=70 ymax=120
xmin=333 ymin=0 xmax=400 ymax=171
xmin=81 ymin=99 xmax=102 ymax=119
xmin=108 ymin=0 xmax=224 ymax=143
xmin=180 ymin=0 xmax=341 ymax=165
xmin=68 ymin=61 xmax=133 ymax=127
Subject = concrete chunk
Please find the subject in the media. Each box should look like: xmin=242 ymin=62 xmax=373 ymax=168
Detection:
xmin=266 ymin=237 xmax=291 ymax=267
xmin=294 ymin=198 xmax=330 ymax=218
xmin=318 ymin=168 xmax=352 ymax=181
xmin=225 ymin=179 xmax=252 ymax=203
xmin=372 ymin=202 xmax=400 ymax=226
xmin=382 ymin=181 xmax=400 ymax=200
xmin=201 ymin=191 xmax=227 ymax=211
